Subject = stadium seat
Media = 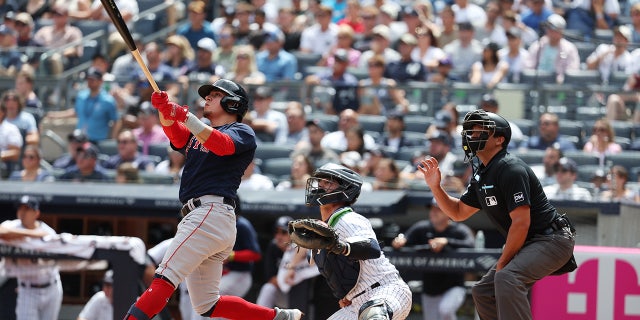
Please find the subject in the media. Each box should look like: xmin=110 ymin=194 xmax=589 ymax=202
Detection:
xmin=260 ymin=157 xmax=293 ymax=179
xmin=605 ymin=151 xmax=640 ymax=172
xmin=403 ymin=116 xmax=433 ymax=133
xmin=512 ymin=149 xmax=545 ymax=165
xmin=563 ymin=150 xmax=600 ymax=166
xmin=97 ymin=139 xmax=118 ymax=156
xmin=308 ymin=113 xmax=339 ymax=132
xmin=520 ymin=70 xmax=555 ymax=86
xmin=358 ymin=115 xmax=386 ymax=133
xmin=292 ymin=51 xmax=323 ymax=76
xmin=510 ymin=118 xmax=535 ymax=137
xmin=564 ymin=69 xmax=602 ymax=87
xmin=254 ymin=143 xmax=293 ymax=160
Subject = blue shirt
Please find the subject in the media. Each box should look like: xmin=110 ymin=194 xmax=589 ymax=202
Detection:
xmin=256 ymin=50 xmax=298 ymax=82
xmin=74 ymin=90 xmax=119 ymax=142
xmin=176 ymin=23 xmax=216 ymax=52
xmin=176 ymin=122 xmax=256 ymax=203
xmin=227 ymin=216 xmax=261 ymax=272
xmin=520 ymin=9 xmax=553 ymax=34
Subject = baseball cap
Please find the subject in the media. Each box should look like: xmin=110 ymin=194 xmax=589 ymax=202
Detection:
xmin=334 ymin=48 xmax=349 ymax=62
xmin=380 ymin=4 xmax=398 ymax=20
xmin=479 ymin=94 xmax=498 ymax=110
xmin=428 ymin=129 xmax=454 ymax=145
xmin=85 ymin=67 xmax=103 ymax=80
xmin=14 ymin=12 xmax=33 ymax=27
xmin=188 ymin=0 xmax=206 ymax=14
xmin=138 ymin=101 xmax=157 ymax=116
xmin=434 ymin=110 xmax=453 ymax=128
xmin=77 ymin=142 xmax=100 ymax=159
xmin=614 ymin=25 xmax=632 ymax=42
xmin=505 ymin=27 xmax=521 ymax=38
xmin=545 ymin=14 xmax=566 ymax=31
xmin=4 ymin=11 xmax=15 ymax=21
xmin=387 ymin=111 xmax=404 ymax=121
xmin=306 ymin=119 xmax=329 ymax=132
xmin=103 ymin=270 xmax=114 ymax=284
xmin=340 ymin=151 xmax=362 ymax=168
xmin=556 ymin=157 xmax=577 ymax=173
xmin=438 ymin=58 xmax=453 ymax=67
xmin=68 ymin=129 xmax=88 ymax=143
xmin=372 ymin=25 xmax=391 ymax=40
xmin=255 ymin=86 xmax=272 ymax=98
xmin=197 ymin=37 xmax=217 ymax=52
xmin=398 ymin=33 xmax=418 ymax=46
xmin=16 ymin=195 xmax=39 ymax=210
xmin=263 ymin=30 xmax=284 ymax=43
xmin=274 ymin=216 xmax=293 ymax=231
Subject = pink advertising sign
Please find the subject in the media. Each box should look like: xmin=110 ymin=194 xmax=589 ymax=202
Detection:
xmin=531 ymin=245 xmax=640 ymax=319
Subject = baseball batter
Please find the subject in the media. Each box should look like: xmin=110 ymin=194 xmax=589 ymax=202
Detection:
xmin=302 ymin=163 xmax=412 ymax=320
xmin=0 ymin=196 xmax=62 ymax=320
xmin=123 ymin=79 xmax=302 ymax=320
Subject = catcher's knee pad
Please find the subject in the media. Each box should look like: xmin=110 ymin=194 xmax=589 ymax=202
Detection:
xmin=358 ymin=298 xmax=393 ymax=320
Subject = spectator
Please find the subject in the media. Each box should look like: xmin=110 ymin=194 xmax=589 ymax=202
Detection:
xmin=371 ymin=157 xmax=405 ymax=190
xmin=53 ymin=129 xmax=88 ymax=170
xmin=223 ymin=44 xmax=266 ymax=86
xmin=426 ymin=107 xmax=461 ymax=149
xmin=299 ymin=5 xmax=338 ymax=56
xmin=358 ymin=55 xmax=409 ymax=116
xmin=630 ymin=3 xmax=640 ymax=44
xmin=0 ymin=24 xmax=23 ymax=77
xmin=498 ymin=27 xmax=530 ymax=83
xmin=384 ymin=34 xmax=428 ymax=83
xmin=501 ymin=10 xmax=539 ymax=48
xmin=436 ymin=6 xmax=458 ymax=48
xmin=154 ymin=147 xmax=185 ymax=184
xmin=357 ymin=25 xmax=400 ymax=70
xmin=399 ymin=5 xmax=424 ymax=39
xmin=102 ymin=130 xmax=157 ymax=172
xmin=231 ymin=2 xmax=255 ymax=45
xmin=530 ymin=145 xmax=563 ymax=186
xmin=248 ymin=86 xmax=288 ymax=144
xmin=321 ymin=109 xmax=377 ymax=152
xmin=306 ymin=49 xmax=359 ymax=114
xmin=1 ymin=89 xmax=38 ymax=145
xmin=352 ymin=5 xmax=380 ymax=52
xmin=521 ymin=112 xmax=577 ymax=151
xmin=520 ymin=0 xmax=552 ymax=35
xmin=604 ymin=71 xmax=640 ymax=123
xmin=525 ymin=14 xmax=580 ymax=84
xmin=470 ymin=42 xmax=509 ymax=89
xmin=114 ymin=162 xmax=141 ymax=184
xmin=586 ymin=25 xmax=634 ymax=84
xmin=443 ymin=22 xmax=483 ymax=78
xmin=582 ymin=118 xmax=622 ymax=165
xmin=0 ymin=93 xmax=22 ymax=178
xmin=13 ymin=12 xmax=41 ymax=66
xmin=179 ymin=38 xmax=225 ymax=90
xmin=110 ymin=33 xmax=143 ymax=81
xmin=543 ymin=157 xmax=593 ymax=201
xmin=292 ymin=119 xmax=340 ymax=168
xmin=58 ymin=142 xmax=109 ymax=182
xmin=132 ymin=102 xmax=169 ymax=156
xmin=239 ymin=158 xmax=274 ymax=191
xmin=318 ymin=24 xmax=360 ymax=68
xmin=124 ymin=42 xmax=179 ymax=108
xmin=276 ymin=7 xmax=303 ymax=52
xmin=598 ymin=165 xmax=637 ymax=202
xmin=412 ymin=25 xmax=446 ymax=72
xmin=391 ymin=198 xmax=475 ymax=320
xmin=211 ymin=25 xmax=236 ymax=73
xmin=33 ymin=5 xmax=82 ymax=75
xmin=256 ymin=30 xmax=297 ymax=82
xmin=336 ymin=0 xmax=364 ymax=33
xmin=9 ymin=145 xmax=54 ymax=182
xmin=452 ymin=0 xmax=487 ymax=27
xmin=176 ymin=0 xmax=215 ymax=51
xmin=163 ymin=34 xmax=194 ymax=80
xmin=565 ymin=0 xmax=619 ymax=40
xmin=474 ymin=1 xmax=507 ymax=46
xmin=428 ymin=57 xmax=458 ymax=84
xmin=477 ymin=94 xmax=524 ymax=147
xmin=220 ymin=214 xmax=262 ymax=299
xmin=46 ymin=67 xmax=120 ymax=144
xmin=77 ymin=270 xmax=113 ymax=320
xmin=87 ymin=0 xmax=138 ymax=60
xmin=377 ymin=112 xmax=418 ymax=154
xmin=283 ymin=102 xmax=308 ymax=147
xmin=14 ymin=67 xmax=43 ymax=122
xmin=276 ymin=154 xmax=314 ymax=190
xmin=0 ymin=195 xmax=62 ymax=320
xmin=17 ymin=0 xmax=50 ymax=21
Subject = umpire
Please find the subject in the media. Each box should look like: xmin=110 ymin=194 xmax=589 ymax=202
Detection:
xmin=418 ymin=109 xmax=576 ymax=319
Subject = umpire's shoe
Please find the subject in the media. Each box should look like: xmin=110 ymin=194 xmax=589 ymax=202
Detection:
xmin=274 ymin=307 xmax=303 ymax=320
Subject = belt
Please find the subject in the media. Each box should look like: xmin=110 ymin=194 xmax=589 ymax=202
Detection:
xmin=180 ymin=195 xmax=235 ymax=217
xmin=541 ymin=214 xmax=575 ymax=236
xmin=20 ymin=280 xmax=55 ymax=289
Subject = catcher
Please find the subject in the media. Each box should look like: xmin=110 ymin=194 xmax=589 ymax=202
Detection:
xmin=289 ymin=163 xmax=412 ymax=320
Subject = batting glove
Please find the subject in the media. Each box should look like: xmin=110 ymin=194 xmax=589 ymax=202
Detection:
xmin=151 ymin=91 xmax=169 ymax=110
xmin=160 ymin=102 xmax=189 ymax=122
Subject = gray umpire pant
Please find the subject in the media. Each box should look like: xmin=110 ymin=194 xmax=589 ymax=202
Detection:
xmin=471 ymin=229 xmax=575 ymax=320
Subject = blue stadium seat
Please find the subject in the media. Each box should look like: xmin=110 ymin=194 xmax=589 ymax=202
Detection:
xmin=254 ymin=143 xmax=293 ymax=160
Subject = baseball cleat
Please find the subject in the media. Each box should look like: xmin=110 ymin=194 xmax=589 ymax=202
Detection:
xmin=274 ymin=307 xmax=302 ymax=320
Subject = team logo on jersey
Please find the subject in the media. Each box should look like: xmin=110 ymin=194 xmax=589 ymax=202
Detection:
xmin=514 ymin=192 xmax=525 ymax=203
xmin=485 ymin=196 xmax=497 ymax=206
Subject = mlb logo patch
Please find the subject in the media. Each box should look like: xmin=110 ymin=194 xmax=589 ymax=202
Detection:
xmin=485 ymin=196 xmax=497 ymax=206
xmin=514 ymin=192 xmax=525 ymax=203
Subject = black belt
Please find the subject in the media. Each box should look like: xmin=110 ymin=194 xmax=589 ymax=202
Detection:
xmin=180 ymin=196 xmax=235 ymax=217
xmin=20 ymin=280 xmax=55 ymax=289
xmin=541 ymin=214 xmax=575 ymax=236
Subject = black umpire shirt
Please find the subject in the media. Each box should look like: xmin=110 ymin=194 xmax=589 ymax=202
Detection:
xmin=459 ymin=149 xmax=558 ymax=238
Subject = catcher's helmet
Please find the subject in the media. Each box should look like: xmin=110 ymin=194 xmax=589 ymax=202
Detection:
xmin=306 ymin=163 xmax=363 ymax=206
xmin=198 ymin=79 xmax=249 ymax=120
xmin=461 ymin=110 xmax=511 ymax=157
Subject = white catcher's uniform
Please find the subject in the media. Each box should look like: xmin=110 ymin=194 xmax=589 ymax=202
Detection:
xmin=317 ymin=209 xmax=412 ymax=320
xmin=0 ymin=219 xmax=62 ymax=320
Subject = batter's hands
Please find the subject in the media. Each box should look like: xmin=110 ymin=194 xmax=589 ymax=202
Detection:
xmin=418 ymin=157 xmax=442 ymax=189
xmin=151 ymin=91 xmax=169 ymax=109
xmin=160 ymin=102 xmax=189 ymax=122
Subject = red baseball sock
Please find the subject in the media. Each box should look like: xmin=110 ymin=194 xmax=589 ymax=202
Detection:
xmin=210 ymin=295 xmax=276 ymax=320
xmin=131 ymin=278 xmax=175 ymax=319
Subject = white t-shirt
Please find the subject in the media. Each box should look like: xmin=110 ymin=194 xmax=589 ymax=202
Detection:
xmin=78 ymin=291 xmax=112 ymax=320
xmin=299 ymin=23 xmax=339 ymax=56
xmin=0 ymin=120 xmax=23 ymax=151
xmin=543 ymin=184 xmax=593 ymax=201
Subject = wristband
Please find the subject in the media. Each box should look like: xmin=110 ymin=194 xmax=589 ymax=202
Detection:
xmin=595 ymin=12 xmax=604 ymax=19
xmin=184 ymin=113 xmax=207 ymax=135
xmin=344 ymin=243 xmax=351 ymax=256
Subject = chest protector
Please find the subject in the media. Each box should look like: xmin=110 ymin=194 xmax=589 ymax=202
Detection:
xmin=314 ymin=249 xmax=360 ymax=299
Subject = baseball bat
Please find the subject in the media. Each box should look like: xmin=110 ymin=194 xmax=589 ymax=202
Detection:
xmin=100 ymin=0 xmax=160 ymax=92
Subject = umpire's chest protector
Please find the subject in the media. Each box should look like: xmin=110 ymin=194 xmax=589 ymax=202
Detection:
xmin=314 ymin=250 xmax=360 ymax=299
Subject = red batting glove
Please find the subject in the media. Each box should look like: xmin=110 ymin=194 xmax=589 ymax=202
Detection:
xmin=160 ymin=102 xmax=189 ymax=122
xmin=151 ymin=91 xmax=169 ymax=110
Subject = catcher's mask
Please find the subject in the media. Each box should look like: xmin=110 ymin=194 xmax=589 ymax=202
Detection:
xmin=461 ymin=109 xmax=511 ymax=158
xmin=305 ymin=163 xmax=363 ymax=206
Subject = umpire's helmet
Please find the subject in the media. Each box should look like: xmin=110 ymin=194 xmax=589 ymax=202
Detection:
xmin=198 ymin=79 xmax=249 ymax=120
xmin=306 ymin=163 xmax=363 ymax=206
xmin=461 ymin=110 xmax=511 ymax=157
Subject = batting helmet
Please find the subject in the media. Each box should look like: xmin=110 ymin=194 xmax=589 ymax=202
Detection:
xmin=461 ymin=110 xmax=511 ymax=157
xmin=198 ymin=79 xmax=249 ymax=119
xmin=305 ymin=163 xmax=363 ymax=206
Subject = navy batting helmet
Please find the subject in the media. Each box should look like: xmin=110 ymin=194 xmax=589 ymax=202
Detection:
xmin=198 ymin=79 xmax=249 ymax=120
xmin=305 ymin=163 xmax=363 ymax=206
xmin=461 ymin=110 xmax=511 ymax=157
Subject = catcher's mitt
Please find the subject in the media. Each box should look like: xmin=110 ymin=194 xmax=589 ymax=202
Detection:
xmin=288 ymin=219 xmax=346 ymax=255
